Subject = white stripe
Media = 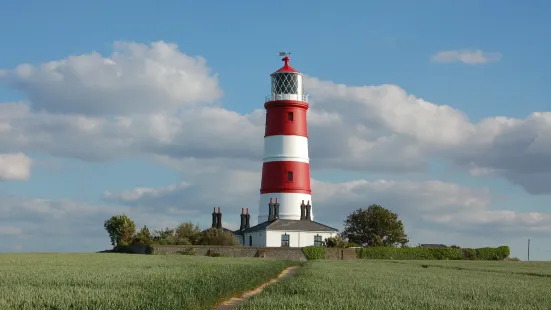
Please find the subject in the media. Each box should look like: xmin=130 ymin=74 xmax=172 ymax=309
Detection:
xmin=258 ymin=193 xmax=313 ymax=222
xmin=263 ymin=135 xmax=309 ymax=163
xmin=263 ymin=157 xmax=309 ymax=163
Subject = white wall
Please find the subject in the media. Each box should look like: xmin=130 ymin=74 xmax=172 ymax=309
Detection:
xmin=258 ymin=193 xmax=313 ymax=222
xmin=266 ymin=230 xmax=337 ymax=247
xmin=240 ymin=230 xmax=337 ymax=247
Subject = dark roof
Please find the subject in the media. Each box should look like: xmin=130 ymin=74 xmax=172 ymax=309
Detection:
xmin=235 ymin=219 xmax=338 ymax=234
xmin=420 ymin=244 xmax=447 ymax=248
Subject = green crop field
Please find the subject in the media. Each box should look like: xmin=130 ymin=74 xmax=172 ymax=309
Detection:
xmin=237 ymin=260 xmax=551 ymax=310
xmin=2 ymin=254 xmax=550 ymax=310
xmin=0 ymin=253 xmax=294 ymax=310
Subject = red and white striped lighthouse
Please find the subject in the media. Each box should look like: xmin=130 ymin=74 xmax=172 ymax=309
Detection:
xmin=258 ymin=54 xmax=313 ymax=222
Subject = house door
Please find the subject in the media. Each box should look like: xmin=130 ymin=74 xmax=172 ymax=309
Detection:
xmin=249 ymin=235 xmax=252 ymax=246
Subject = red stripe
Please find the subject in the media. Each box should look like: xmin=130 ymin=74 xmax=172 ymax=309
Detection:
xmin=264 ymin=100 xmax=309 ymax=137
xmin=260 ymin=161 xmax=311 ymax=194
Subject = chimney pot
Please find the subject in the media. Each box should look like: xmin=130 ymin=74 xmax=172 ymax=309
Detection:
xmin=242 ymin=208 xmax=244 ymax=214
xmin=268 ymin=198 xmax=275 ymax=221
xmin=246 ymin=208 xmax=249 ymax=214
xmin=216 ymin=209 xmax=222 ymax=229
xmin=275 ymin=198 xmax=279 ymax=203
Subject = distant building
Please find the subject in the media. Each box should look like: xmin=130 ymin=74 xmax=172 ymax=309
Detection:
xmin=232 ymin=205 xmax=338 ymax=247
xmin=420 ymin=244 xmax=448 ymax=248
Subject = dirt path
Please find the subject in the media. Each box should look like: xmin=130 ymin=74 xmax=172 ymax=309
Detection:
xmin=215 ymin=266 xmax=299 ymax=310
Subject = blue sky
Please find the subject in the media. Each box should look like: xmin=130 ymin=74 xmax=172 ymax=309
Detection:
xmin=0 ymin=0 xmax=550 ymax=259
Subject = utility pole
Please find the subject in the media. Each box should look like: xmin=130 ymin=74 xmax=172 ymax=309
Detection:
xmin=528 ymin=239 xmax=531 ymax=262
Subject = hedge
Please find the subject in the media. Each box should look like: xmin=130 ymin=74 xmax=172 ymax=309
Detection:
xmin=356 ymin=246 xmax=510 ymax=260
xmin=113 ymin=243 xmax=154 ymax=254
xmin=303 ymin=246 xmax=326 ymax=260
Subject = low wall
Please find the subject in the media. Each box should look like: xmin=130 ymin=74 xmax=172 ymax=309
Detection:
xmin=152 ymin=245 xmax=308 ymax=261
xmin=325 ymin=248 xmax=357 ymax=260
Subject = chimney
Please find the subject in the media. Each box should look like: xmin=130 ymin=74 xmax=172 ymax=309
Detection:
xmin=306 ymin=201 xmax=312 ymax=221
xmin=211 ymin=207 xmax=217 ymax=228
xmin=240 ymin=208 xmax=246 ymax=231
xmin=300 ymin=200 xmax=306 ymax=220
xmin=245 ymin=208 xmax=250 ymax=229
xmin=268 ymin=198 xmax=275 ymax=221
xmin=216 ymin=207 xmax=222 ymax=229
xmin=274 ymin=198 xmax=280 ymax=219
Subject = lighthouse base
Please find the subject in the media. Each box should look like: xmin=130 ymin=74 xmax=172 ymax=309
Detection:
xmin=258 ymin=193 xmax=313 ymax=223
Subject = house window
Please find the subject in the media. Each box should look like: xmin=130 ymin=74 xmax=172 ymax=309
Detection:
xmin=287 ymin=112 xmax=294 ymax=122
xmin=281 ymin=233 xmax=290 ymax=247
xmin=314 ymin=234 xmax=323 ymax=246
xmin=249 ymin=235 xmax=252 ymax=246
xmin=287 ymin=171 xmax=293 ymax=182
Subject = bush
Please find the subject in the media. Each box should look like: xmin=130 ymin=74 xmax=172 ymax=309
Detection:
xmin=113 ymin=243 xmax=153 ymax=255
xmin=303 ymin=246 xmax=326 ymax=260
xmin=496 ymin=246 xmax=511 ymax=260
xmin=475 ymin=246 xmax=510 ymax=260
xmin=461 ymin=248 xmax=476 ymax=260
xmin=196 ymin=228 xmax=239 ymax=246
xmin=325 ymin=235 xmax=347 ymax=248
xmin=356 ymin=246 xmax=510 ymax=260
xmin=346 ymin=242 xmax=359 ymax=248
xmin=356 ymin=247 xmax=435 ymax=260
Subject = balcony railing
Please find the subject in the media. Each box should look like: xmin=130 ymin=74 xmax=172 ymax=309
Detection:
xmin=265 ymin=94 xmax=309 ymax=103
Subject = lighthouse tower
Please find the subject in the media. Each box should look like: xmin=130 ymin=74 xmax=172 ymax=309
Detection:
xmin=258 ymin=55 xmax=313 ymax=223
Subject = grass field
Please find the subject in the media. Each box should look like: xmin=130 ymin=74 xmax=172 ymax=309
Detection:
xmin=237 ymin=260 xmax=551 ymax=310
xmin=0 ymin=253 xmax=295 ymax=310
xmin=2 ymin=254 xmax=550 ymax=310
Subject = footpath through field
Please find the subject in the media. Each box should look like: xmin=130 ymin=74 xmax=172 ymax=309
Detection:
xmin=215 ymin=266 xmax=299 ymax=310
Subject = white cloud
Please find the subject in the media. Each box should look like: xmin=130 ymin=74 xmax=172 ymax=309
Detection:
xmin=0 ymin=195 xmax=206 ymax=251
xmin=1 ymin=40 xmax=551 ymax=258
xmin=1 ymin=161 xmax=549 ymax=257
xmin=0 ymin=41 xmax=222 ymax=115
xmin=96 ymin=163 xmax=551 ymax=261
xmin=430 ymin=49 xmax=502 ymax=64
xmin=102 ymin=159 xmax=551 ymax=241
xmin=0 ymin=153 xmax=32 ymax=181
xmin=1 ymin=51 xmax=551 ymax=192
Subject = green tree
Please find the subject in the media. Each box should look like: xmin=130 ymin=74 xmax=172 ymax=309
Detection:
xmin=104 ymin=215 xmax=136 ymax=247
xmin=342 ymin=205 xmax=409 ymax=247
xmin=135 ymin=225 xmax=153 ymax=245
xmin=152 ymin=227 xmax=177 ymax=245
xmin=196 ymin=228 xmax=238 ymax=246
xmin=175 ymin=222 xmax=201 ymax=245
xmin=325 ymin=235 xmax=348 ymax=248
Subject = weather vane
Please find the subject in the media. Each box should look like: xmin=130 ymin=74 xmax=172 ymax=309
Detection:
xmin=279 ymin=52 xmax=292 ymax=57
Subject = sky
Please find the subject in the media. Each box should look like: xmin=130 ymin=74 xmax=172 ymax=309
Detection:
xmin=0 ymin=0 xmax=550 ymax=259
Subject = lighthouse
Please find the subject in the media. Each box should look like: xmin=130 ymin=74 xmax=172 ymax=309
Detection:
xmin=228 ymin=54 xmax=338 ymax=247
xmin=258 ymin=54 xmax=313 ymax=222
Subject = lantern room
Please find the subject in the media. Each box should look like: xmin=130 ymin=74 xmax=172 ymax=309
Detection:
xmin=267 ymin=56 xmax=307 ymax=102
